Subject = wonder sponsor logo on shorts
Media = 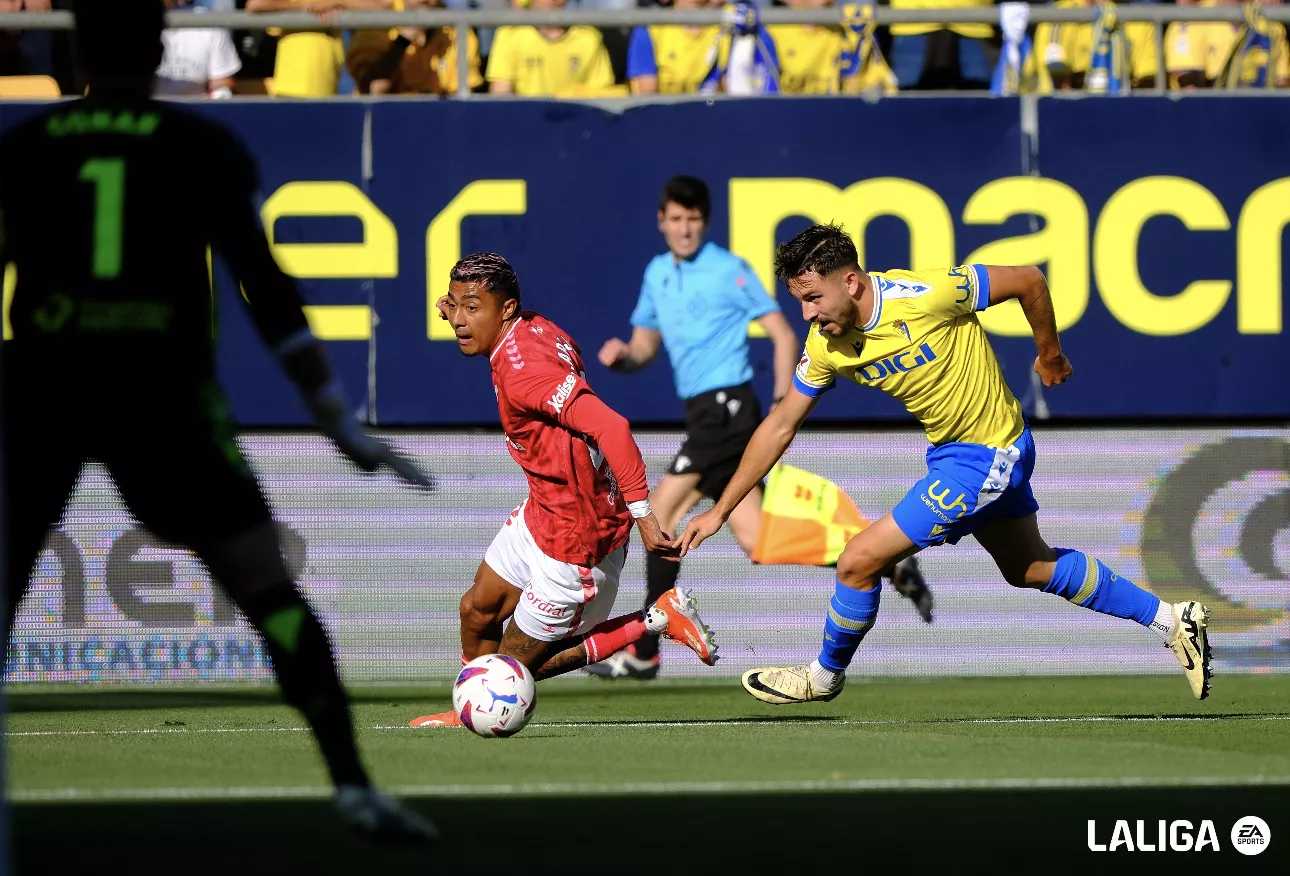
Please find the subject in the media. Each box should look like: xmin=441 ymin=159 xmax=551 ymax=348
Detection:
xmin=920 ymin=479 xmax=969 ymax=523
xmin=547 ymin=373 xmax=578 ymax=414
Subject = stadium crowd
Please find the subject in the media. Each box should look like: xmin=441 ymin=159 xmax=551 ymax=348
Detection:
xmin=1 ymin=0 xmax=1286 ymax=97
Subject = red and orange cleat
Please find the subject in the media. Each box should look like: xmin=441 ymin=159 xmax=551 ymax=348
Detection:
xmin=649 ymin=586 xmax=718 ymax=666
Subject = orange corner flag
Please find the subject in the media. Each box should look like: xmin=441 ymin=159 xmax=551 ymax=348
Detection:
xmin=750 ymin=463 xmax=871 ymax=567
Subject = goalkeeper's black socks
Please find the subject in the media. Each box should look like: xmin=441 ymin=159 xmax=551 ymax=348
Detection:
xmin=244 ymin=586 xmax=370 ymax=789
xmin=636 ymin=552 xmax=681 ymax=661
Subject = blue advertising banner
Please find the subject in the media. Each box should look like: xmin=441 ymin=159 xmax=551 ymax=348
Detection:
xmin=1035 ymin=96 xmax=1290 ymax=418
xmin=368 ymin=97 xmax=1025 ymax=424
xmin=194 ymin=102 xmax=372 ymax=425
xmin=3 ymin=96 xmax=1287 ymax=425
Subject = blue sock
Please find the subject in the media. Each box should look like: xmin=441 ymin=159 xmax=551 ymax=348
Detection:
xmin=817 ymin=579 xmax=881 ymax=672
xmin=1043 ymin=548 xmax=1160 ymax=625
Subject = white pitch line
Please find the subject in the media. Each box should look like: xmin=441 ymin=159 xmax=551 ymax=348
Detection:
xmin=384 ymin=714 xmax=1290 ymax=731
xmin=9 ymin=727 xmax=309 ymax=738
xmin=8 ymin=714 xmax=1290 ymax=738
xmin=10 ymin=774 xmax=1290 ymax=804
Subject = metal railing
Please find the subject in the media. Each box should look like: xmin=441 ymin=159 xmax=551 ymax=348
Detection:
xmin=2 ymin=6 xmax=1286 ymax=99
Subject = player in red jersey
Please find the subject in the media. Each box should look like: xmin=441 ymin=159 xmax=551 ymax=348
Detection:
xmin=410 ymin=253 xmax=717 ymax=727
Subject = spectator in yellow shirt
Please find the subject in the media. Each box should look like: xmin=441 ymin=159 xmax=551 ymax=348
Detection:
xmin=626 ymin=0 xmax=723 ymax=94
xmin=487 ymin=0 xmax=618 ymax=96
xmin=888 ymin=0 xmax=996 ymax=89
xmin=1166 ymin=0 xmax=1226 ymax=87
xmin=247 ymin=0 xmax=392 ymax=97
xmin=768 ymin=0 xmax=896 ymax=94
xmin=1036 ymin=0 xmax=1160 ymax=90
xmin=1167 ymin=0 xmax=1289 ymax=88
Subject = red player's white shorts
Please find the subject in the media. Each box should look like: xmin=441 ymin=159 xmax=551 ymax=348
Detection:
xmin=484 ymin=501 xmax=626 ymax=643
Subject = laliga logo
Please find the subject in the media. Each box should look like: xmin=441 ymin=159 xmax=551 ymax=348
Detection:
xmin=1087 ymin=816 xmax=1270 ymax=854
xmin=1138 ymin=437 xmax=1290 ymax=633
xmin=1087 ymin=820 xmax=1221 ymax=852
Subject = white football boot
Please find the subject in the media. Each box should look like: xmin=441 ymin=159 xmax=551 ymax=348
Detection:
xmin=1167 ymin=601 xmax=1212 ymax=700
xmin=741 ymin=665 xmax=843 ymax=705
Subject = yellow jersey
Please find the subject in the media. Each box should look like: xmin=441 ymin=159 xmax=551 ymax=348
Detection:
xmin=626 ymin=25 xmax=723 ymax=93
xmin=889 ymin=0 xmax=992 ymax=40
xmin=1167 ymin=4 xmax=1290 ymax=88
xmin=793 ymin=266 xmax=1024 ymax=449
xmin=1036 ymin=0 xmax=1160 ymax=85
xmin=1165 ymin=21 xmax=1228 ymax=83
xmin=485 ymin=25 xmax=615 ymax=97
xmin=767 ymin=24 xmax=896 ymax=94
xmin=271 ymin=0 xmax=344 ymax=98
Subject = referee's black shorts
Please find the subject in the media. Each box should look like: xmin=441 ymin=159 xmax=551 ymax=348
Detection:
xmin=667 ymin=382 xmax=763 ymax=500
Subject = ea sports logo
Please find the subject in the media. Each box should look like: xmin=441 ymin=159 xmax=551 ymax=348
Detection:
xmin=1231 ymin=816 xmax=1270 ymax=856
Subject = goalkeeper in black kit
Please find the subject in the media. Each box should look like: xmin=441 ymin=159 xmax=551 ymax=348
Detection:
xmin=0 ymin=0 xmax=434 ymax=844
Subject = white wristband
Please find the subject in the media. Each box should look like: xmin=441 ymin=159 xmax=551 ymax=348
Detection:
xmin=627 ymin=500 xmax=652 ymax=519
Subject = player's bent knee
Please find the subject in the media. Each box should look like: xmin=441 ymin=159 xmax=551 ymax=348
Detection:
xmin=460 ymin=590 xmax=500 ymax=632
xmin=836 ymin=545 xmax=886 ymax=589
xmin=1001 ymin=568 xmax=1031 ymax=589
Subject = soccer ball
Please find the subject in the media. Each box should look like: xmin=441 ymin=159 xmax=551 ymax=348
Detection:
xmin=451 ymin=654 xmax=538 ymax=738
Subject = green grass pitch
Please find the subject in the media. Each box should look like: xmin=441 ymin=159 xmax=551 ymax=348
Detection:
xmin=8 ymin=675 xmax=1290 ymax=872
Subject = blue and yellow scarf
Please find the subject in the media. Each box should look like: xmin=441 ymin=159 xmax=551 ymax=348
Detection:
xmin=1217 ymin=3 xmax=1288 ymax=89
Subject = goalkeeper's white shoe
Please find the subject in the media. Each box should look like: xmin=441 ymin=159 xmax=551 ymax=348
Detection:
xmin=741 ymin=665 xmax=843 ymax=705
xmin=1167 ymin=601 xmax=1212 ymax=700
xmin=336 ymin=785 xmax=437 ymax=845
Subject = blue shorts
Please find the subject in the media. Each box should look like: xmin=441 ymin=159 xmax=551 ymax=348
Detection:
xmin=892 ymin=427 xmax=1039 ymax=548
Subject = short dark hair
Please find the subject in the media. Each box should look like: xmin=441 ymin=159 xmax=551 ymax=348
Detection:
xmin=774 ymin=224 xmax=861 ymax=285
xmin=451 ymin=252 xmax=521 ymax=304
xmin=74 ymin=0 xmax=165 ymax=84
xmin=659 ymin=176 xmax=711 ymax=222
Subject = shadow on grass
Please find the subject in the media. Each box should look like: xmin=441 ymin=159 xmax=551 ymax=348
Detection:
xmin=920 ymin=712 xmax=1290 ymax=723
xmin=13 ymin=787 xmax=1289 ymax=874
xmin=6 ymin=683 xmax=746 ymax=715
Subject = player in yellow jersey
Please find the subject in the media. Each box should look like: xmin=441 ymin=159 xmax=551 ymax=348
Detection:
xmin=677 ymin=224 xmax=1212 ymax=704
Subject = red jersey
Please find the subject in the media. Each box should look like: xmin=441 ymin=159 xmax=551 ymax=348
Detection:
xmin=490 ymin=312 xmax=648 ymax=566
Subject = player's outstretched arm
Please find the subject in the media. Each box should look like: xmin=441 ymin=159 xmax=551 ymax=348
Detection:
xmin=984 ymin=265 xmax=1073 ymax=388
xmin=677 ymin=385 xmax=816 ymax=556
xmin=209 ymin=139 xmax=433 ymax=490
xmin=561 ymin=392 xmax=676 ymax=555
xmin=599 ymin=327 xmax=662 ymax=373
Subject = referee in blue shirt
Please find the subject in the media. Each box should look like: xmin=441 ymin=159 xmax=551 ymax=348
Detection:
xmin=592 ymin=177 xmax=933 ymax=680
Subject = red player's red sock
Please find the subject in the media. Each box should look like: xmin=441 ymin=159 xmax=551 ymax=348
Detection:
xmin=583 ymin=613 xmax=647 ymax=664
